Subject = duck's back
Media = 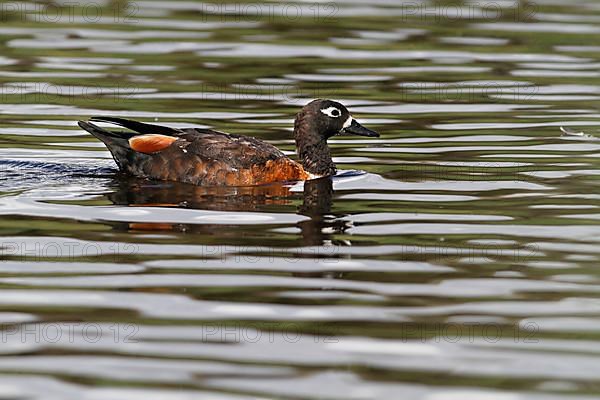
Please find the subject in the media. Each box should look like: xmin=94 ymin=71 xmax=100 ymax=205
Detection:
xmin=181 ymin=129 xmax=283 ymax=169
xmin=79 ymin=118 xmax=310 ymax=186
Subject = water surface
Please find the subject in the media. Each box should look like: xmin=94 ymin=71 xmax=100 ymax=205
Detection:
xmin=1 ymin=0 xmax=600 ymax=398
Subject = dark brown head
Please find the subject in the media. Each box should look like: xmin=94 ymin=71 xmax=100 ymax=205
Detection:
xmin=293 ymin=99 xmax=378 ymax=176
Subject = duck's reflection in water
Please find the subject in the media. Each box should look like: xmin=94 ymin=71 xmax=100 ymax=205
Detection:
xmin=297 ymin=177 xmax=351 ymax=246
xmin=109 ymin=175 xmax=296 ymax=212
xmin=108 ymin=176 xmax=349 ymax=245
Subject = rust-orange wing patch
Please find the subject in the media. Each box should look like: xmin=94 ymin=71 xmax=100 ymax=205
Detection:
xmin=129 ymin=134 xmax=178 ymax=154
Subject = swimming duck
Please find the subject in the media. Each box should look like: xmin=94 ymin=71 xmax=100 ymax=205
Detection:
xmin=78 ymin=99 xmax=378 ymax=186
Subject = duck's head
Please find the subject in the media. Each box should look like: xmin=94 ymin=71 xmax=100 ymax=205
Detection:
xmin=294 ymin=99 xmax=379 ymax=176
xmin=296 ymin=99 xmax=379 ymax=140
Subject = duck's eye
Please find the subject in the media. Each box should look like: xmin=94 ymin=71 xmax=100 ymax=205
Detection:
xmin=320 ymin=107 xmax=342 ymax=118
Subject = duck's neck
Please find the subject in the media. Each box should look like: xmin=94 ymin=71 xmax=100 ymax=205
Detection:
xmin=294 ymin=116 xmax=336 ymax=177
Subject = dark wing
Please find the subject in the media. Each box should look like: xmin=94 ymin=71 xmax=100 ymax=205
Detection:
xmin=88 ymin=116 xmax=286 ymax=168
xmin=178 ymin=128 xmax=286 ymax=170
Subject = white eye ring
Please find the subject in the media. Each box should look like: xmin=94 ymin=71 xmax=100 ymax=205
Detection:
xmin=320 ymin=106 xmax=342 ymax=118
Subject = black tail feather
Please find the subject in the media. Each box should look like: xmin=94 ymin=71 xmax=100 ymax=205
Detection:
xmin=90 ymin=116 xmax=180 ymax=136
xmin=78 ymin=120 xmax=136 ymax=141
xmin=78 ymin=120 xmax=135 ymax=170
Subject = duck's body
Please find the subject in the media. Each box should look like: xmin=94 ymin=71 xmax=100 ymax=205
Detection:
xmin=79 ymin=99 xmax=378 ymax=187
xmin=79 ymin=118 xmax=310 ymax=186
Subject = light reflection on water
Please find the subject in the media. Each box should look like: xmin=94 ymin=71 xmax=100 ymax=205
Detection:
xmin=1 ymin=0 xmax=600 ymax=398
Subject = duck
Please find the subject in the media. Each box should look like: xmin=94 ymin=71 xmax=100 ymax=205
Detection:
xmin=78 ymin=99 xmax=379 ymax=186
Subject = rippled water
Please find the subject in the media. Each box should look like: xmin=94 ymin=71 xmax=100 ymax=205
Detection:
xmin=1 ymin=0 xmax=600 ymax=398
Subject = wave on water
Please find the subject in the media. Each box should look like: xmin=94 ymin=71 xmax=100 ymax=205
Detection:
xmin=0 ymin=159 xmax=117 ymax=191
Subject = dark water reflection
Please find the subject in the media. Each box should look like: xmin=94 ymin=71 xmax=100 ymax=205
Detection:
xmin=2 ymin=0 xmax=600 ymax=399
xmin=108 ymin=174 xmax=343 ymax=246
